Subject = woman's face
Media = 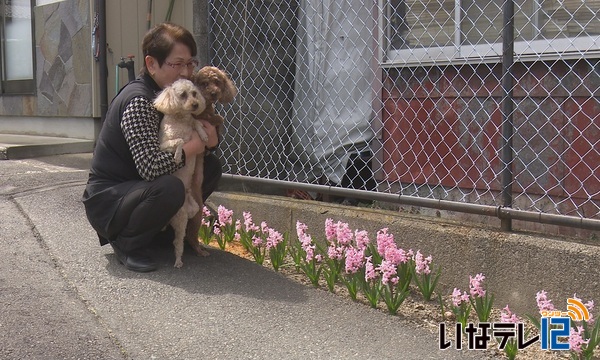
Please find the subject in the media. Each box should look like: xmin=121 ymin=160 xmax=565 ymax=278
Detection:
xmin=145 ymin=42 xmax=198 ymax=89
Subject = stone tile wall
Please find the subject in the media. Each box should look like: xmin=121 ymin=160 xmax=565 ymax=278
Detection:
xmin=0 ymin=0 xmax=92 ymax=118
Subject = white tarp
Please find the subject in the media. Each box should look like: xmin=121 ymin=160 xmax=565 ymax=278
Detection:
xmin=289 ymin=0 xmax=376 ymax=185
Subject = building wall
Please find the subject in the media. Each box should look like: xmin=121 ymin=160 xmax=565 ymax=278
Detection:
xmin=381 ymin=60 xmax=600 ymax=236
xmin=0 ymin=0 xmax=94 ymax=138
xmin=0 ymin=0 xmax=194 ymax=139
xmin=106 ymin=0 xmax=194 ymax=102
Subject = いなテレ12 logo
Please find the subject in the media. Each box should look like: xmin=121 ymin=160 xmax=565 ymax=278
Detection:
xmin=540 ymin=298 xmax=590 ymax=350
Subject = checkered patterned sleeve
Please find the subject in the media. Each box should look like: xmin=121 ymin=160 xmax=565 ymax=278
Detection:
xmin=121 ymin=96 xmax=184 ymax=181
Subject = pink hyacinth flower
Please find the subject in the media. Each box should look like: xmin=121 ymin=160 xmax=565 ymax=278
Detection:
xmin=217 ymin=205 xmax=233 ymax=225
xmin=414 ymin=250 xmax=432 ymax=275
xmin=335 ymin=221 xmax=353 ymax=247
xmin=260 ymin=221 xmax=269 ymax=234
xmin=376 ymin=228 xmax=395 ymax=257
xmin=500 ymin=305 xmax=520 ymax=324
xmin=452 ymin=288 xmax=469 ymax=307
xmin=536 ymin=290 xmax=555 ymax=312
xmin=376 ymin=259 xmax=399 ymax=286
xmin=327 ymin=244 xmax=344 ymax=261
xmin=252 ymin=235 xmax=263 ymax=247
xmin=265 ymin=228 xmax=283 ymax=250
xmin=305 ymin=244 xmax=315 ymax=261
xmin=354 ymin=229 xmax=369 ymax=250
xmin=365 ymin=256 xmax=378 ymax=281
xmin=344 ymin=246 xmax=365 ymax=274
xmin=202 ymin=206 xmax=211 ymax=217
xmin=569 ymin=326 xmax=589 ymax=354
xmin=384 ymin=246 xmax=409 ymax=266
xmin=296 ymin=221 xmax=308 ymax=238
xmin=469 ymin=273 xmax=486 ymax=298
xmin=451 ymin=288 xmax=463 ymax=307
xmin=325 ymin=218 xmax=336 ymax=241
xmin=243 ymin=211 xmax=259 ymax=232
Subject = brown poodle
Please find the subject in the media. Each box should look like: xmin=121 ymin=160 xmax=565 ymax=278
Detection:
xmin=191 ymin=66 xmax=237 ymax=135
xmin=185 ymin=66 xmax=237 ymax=255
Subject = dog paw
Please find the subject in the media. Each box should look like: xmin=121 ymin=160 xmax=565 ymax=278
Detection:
xmin=187 ymin=240 xmax=210 ymax=257
xmin=174 ymin=259 xmax=183 ymax=268
xmin=197 ymin=247 xmax=210 ymax=257
xmin=195 ymin=125 xmax=209 ymax=142
xmin=174 ymin=147 xmax=183 ymax=164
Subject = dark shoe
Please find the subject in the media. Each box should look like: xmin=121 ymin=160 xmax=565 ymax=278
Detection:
xmin=109 ymin=242 xmax=158 ymax=273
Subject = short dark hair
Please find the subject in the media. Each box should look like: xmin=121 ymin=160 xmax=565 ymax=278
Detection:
xmin=141 ymin=22 xmax=197 ymax=75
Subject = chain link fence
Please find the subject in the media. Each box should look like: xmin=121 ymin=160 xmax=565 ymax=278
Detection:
xmin=207 ymin=0 xmax=600 ymax=228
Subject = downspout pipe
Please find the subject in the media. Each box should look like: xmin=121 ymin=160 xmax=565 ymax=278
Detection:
xmin=223 ymin=174 xmax=600 ymax=231
xmin=97 ymin=0 xmax=108 ymax=123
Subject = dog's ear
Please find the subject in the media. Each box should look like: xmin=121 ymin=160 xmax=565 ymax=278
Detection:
xmin=153 ymin=85 xmax=178 ymax=114
xmin=220 ymin=72 xmax=238 ymax=104
xmin=190 ymin=70 xmax=200 ymax=87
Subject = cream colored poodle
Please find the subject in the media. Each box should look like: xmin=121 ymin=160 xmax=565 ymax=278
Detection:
xmin=155 ymin=79 xmax=206 ymax=268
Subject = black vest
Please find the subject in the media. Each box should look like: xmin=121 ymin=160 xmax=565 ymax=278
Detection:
xmin=88 ymin=74 xmax=163 ymax=184
xmin=82 ymin=74 xmax=162 ymax=245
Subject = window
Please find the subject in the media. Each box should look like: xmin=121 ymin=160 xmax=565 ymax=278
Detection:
xmin=383 ymin=0 xmax=600 ymax=65
xmin=1 ymin=0 xmax=35 ymax=94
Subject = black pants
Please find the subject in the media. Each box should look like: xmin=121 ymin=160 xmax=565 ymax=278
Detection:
xmin=108 ymin=153 xmax=222 ymax=253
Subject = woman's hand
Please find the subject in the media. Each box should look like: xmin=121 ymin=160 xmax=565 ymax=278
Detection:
xmin=182 ymin=131 xmax=206 ymax=157
xmin=181 ymin=120 xmax=218 ymax=158
xmin=199 ymin=120 xmax=219 ymax=149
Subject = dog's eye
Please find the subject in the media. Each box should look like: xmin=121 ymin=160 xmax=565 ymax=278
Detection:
xmin=191 ymin=90 xmax=198 ymax=97
xmin=180 ymin=91 xmax=187 ymax=99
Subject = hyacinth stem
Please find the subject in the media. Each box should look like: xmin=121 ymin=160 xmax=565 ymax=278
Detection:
xmin=342 ymin=272 xmax=362 ymax=301
xmin=288 ymin=241 xmax=304 ymax=272
xmin=269 ymin=237 xmax=287 ymax=271
xmin=251 ymin=246 xmax=265 ymax=265
xmin=363 ymin=280 xmax=380 ymax=308
xmin=452 ymin=303 xmax=471 ymax=332
xmin=198 ymin=225 xmax=213 ymax=245
xmin=216 ymin=235 xmax=227 ymax=250
xmin=503 ymin=339 xmax=518 ymax=360
xmin=413 ymin=266 xmax=441 ymax=301
xmin=323 ymin=258 xmax=343 ymax=292
xmin=238 ymin=230 xmax=254 ymax=252
xmin=301 ymin=258 xmax=321 ymax=287
xmin=470 ymin=293 xmax=494 ymax=323
xmin=382 ymin=282 xmax=410 ymax=315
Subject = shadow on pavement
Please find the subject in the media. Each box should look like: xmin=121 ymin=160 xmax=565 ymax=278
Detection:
xmin=103 ymin=246 xmax=310 ymax=304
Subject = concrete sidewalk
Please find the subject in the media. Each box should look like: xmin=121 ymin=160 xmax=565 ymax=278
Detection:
xmin=0 ymin=154 xmax=491 ymax=359
xmin=0 ymin=134 xmax=93 ymax=160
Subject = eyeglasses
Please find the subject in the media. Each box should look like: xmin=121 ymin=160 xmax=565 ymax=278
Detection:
xmin=164 ymin=59 xmax=199 ymax=71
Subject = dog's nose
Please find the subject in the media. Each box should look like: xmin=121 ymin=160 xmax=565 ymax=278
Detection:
xmin=192 ymin=103 xmax=199 ymax=110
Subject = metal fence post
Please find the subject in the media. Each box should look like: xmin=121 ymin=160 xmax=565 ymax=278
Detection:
xmin=501 ymin=0 xmax=515 ymax=231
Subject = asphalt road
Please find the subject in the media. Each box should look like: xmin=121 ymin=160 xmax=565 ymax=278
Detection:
xmin=0 ymin=154 xmax=490 ymax=359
